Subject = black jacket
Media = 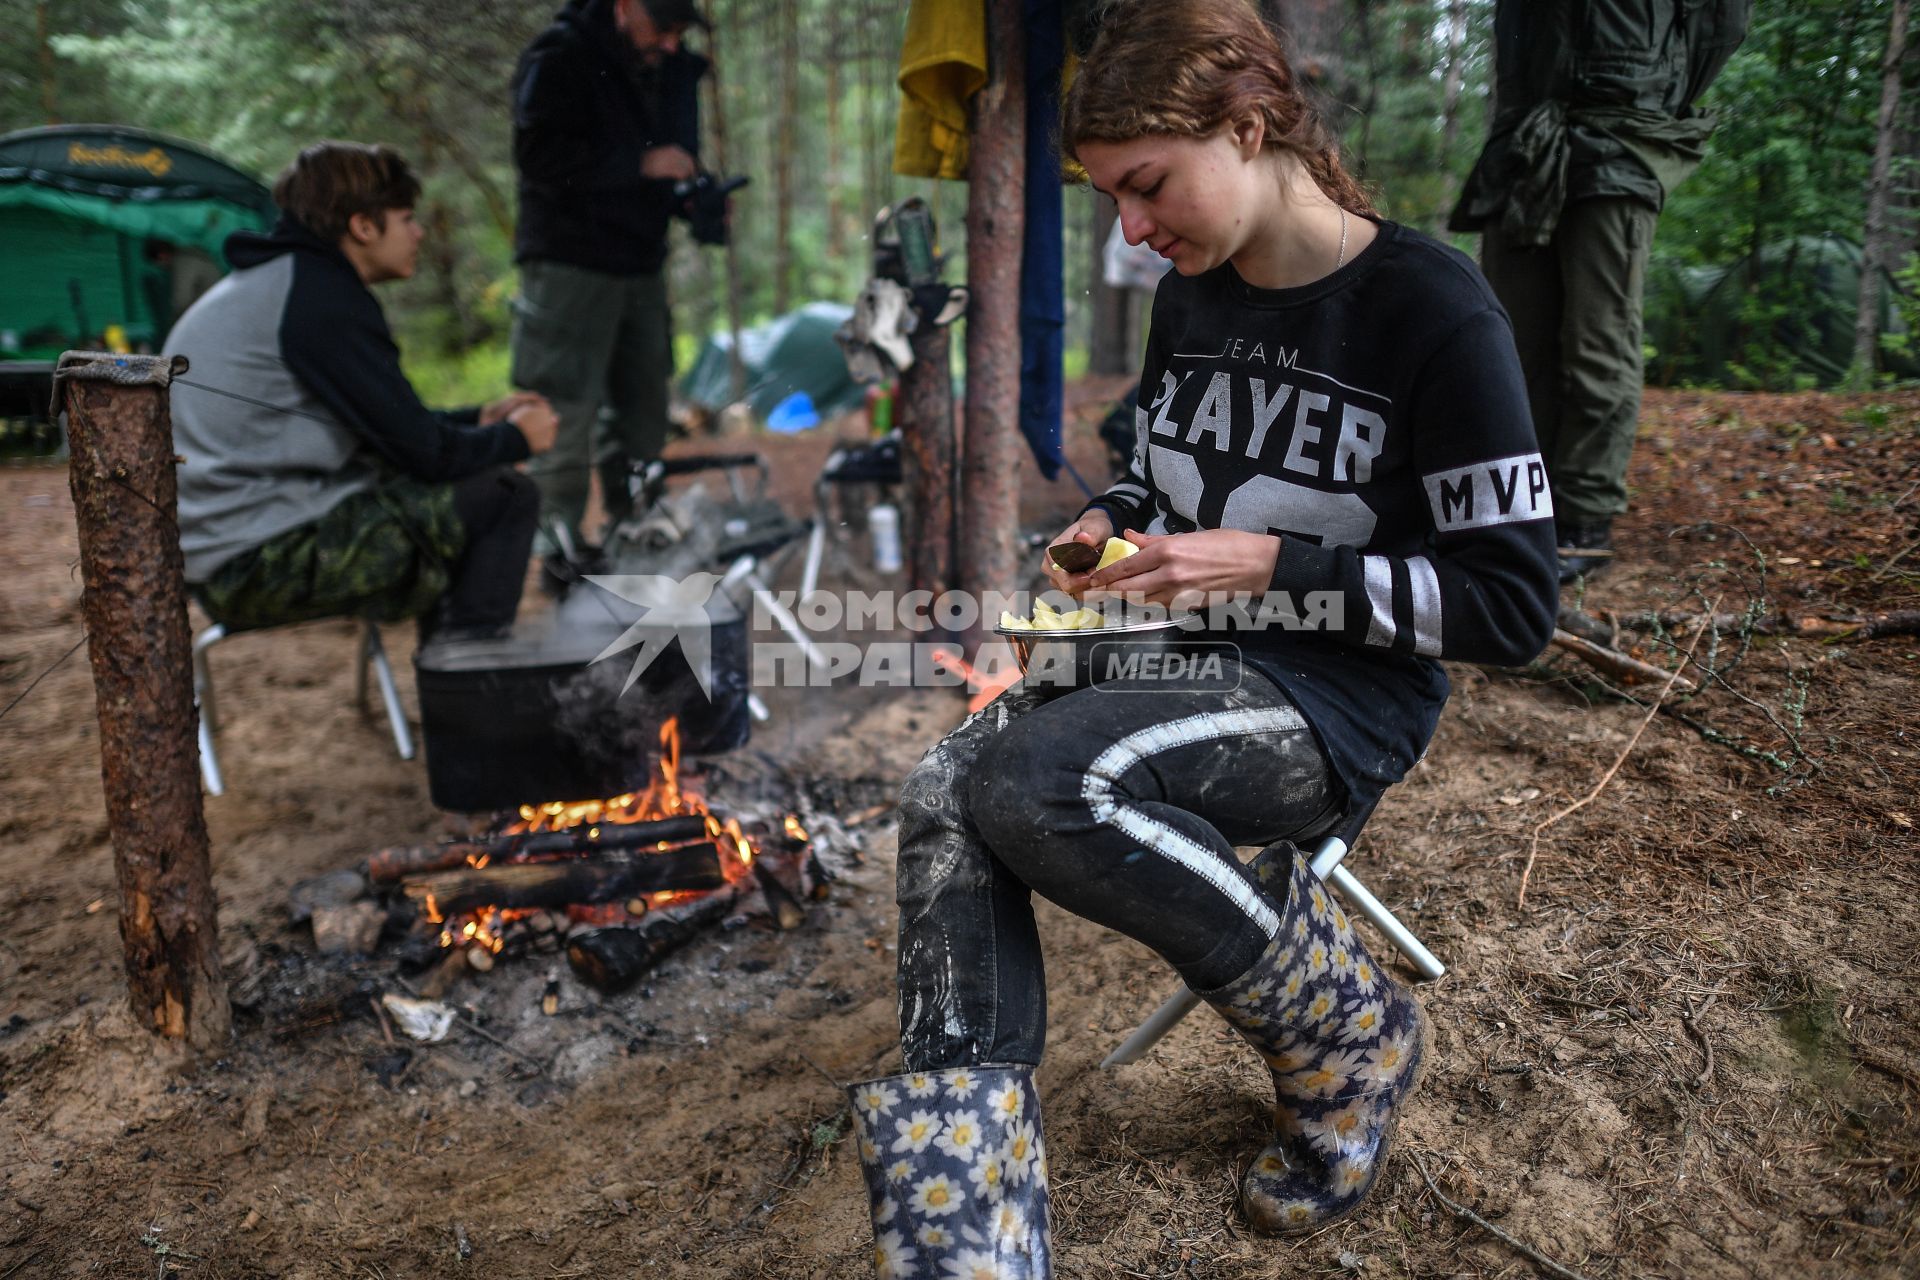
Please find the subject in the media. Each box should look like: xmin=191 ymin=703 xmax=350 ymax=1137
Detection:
xmin=511 ymin=0 xmax=708 ymax=274
xmin=1451 ymin=0 xmax=1751 ymax=237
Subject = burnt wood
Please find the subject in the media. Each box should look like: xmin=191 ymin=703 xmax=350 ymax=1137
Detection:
xmin=369 ymin=815 xmax=711 ymax=882
xmin=566 ymin=891 xmax=738 ymax=991
xmin=400 ymin=842 xmax=728 ymax=918
xmin=751 ymin=858 xmax=806 ymax=931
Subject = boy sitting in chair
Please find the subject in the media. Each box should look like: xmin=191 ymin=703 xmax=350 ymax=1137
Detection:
xmin=167 ymin=141 xmax=559 ymax=641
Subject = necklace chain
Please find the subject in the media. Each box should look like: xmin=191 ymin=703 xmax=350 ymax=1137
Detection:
xmin=1335 ymin=207 xmax=1349 ymax=270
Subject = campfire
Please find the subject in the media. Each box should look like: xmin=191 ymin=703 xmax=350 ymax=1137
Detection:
xmin=330 ymin=717 xmax=823 ymax=996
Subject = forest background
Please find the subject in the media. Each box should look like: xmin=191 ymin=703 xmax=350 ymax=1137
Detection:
xmin=3 ymin=0 xmax=1916 ymax=407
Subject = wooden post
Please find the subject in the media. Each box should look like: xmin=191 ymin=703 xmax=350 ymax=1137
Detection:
xmin=959 ymin=0 xmax=1026 ymax=656
xmin=900 ymin=322 xmax=958 ymax=600
xmin=61 ymin=352 xmax=230 ymax=1050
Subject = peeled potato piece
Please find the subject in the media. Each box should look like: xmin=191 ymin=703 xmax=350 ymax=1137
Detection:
xmin=1095 ymin=537 xmax=1139 ymax=571
xmin=1001 ymin=598 xmax=1106 ymax=631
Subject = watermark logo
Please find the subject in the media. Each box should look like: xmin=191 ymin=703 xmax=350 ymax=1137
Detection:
xmin=582 ymin=573 xmax=724 ymax=696
xmin=576 ymin=577 xmax=1342 ymax=693
xmin=1090 ymin=641 xmax=1242 ymax=692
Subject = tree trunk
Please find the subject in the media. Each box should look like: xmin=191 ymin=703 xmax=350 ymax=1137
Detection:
xmin=773 ymin=0 xmax=798 ymax=315
xmin=960 ymin=0 xmax=1027 ymax=657
xmin=1848 ymin=0 xmax=1911 ymax=389
xmin=61 ymin=353 xmax=229 ymax=1051
xmin=704 ymin=3 xmax=748 ymax=402
xmin=36 ymin=1 xmax=58 ymax=123
xmin=900 ymin=322 xmax=958 ymax=599
xmin=1901 ymin=32 xmax=1920 ymax=265
xmin=1269 ymin=0 xmax=1352 ymax=120
xmin=860 ymin=0 xmax=881 ymax=233
xmin=826 ymin=6 xmax=845 ymax=262
xmin=1436 ymin=0 xmax=1470 ymax=226
xmin=1087 ymin=191 xmax=1134 ymax=375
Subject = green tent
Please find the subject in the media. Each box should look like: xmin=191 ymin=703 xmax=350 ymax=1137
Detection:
xmin=0 ymin=124 xmax=276 ymax=359
xmin=1646 ymin=235 xmax=1918 ymax=389
xmin=680 ymin=302 xmax=866 ymax=422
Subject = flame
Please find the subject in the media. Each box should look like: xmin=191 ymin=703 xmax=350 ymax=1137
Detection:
xmin=431 ymin=717 xmax=791 ymax=955
xmin=783 ymin=814 xmax=809 ymax=843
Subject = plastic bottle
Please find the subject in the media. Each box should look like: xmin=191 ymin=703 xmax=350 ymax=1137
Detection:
xmin=866 ymin=383 xmax=895 ymax=436
xmin=870 ymin=503 xmax=903 ymax=574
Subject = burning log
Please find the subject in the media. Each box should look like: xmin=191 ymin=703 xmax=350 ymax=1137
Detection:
xmin=369 ymin=815 xmax=711 ymax=883
xmin=566 ymin=892 xmax=739 ymax=992
xmin=401 ymin=842 xmax=729 ymax=918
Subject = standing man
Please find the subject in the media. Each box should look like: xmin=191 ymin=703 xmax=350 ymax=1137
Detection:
xmin=1451 ymin=1 xmax=1750 ymax=582
xmin=510 ymin=0 xmax=712 ymax=585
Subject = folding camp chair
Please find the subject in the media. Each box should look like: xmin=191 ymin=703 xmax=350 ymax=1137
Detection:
xmin=193 ymin=615 xmax=413 ymax=797
xmin=1102 ymin=799 xmax=1444 ymax=1067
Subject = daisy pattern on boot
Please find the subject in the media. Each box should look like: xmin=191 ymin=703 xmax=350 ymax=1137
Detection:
xmin=846 ymin=1066 xmax=1052 ymax=1277
xmin=1195 ymin=845 xmax=1428 ymax=1236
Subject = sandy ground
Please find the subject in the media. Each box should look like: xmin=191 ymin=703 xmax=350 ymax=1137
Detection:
xmin=1 ymin=385 xmax=1917 ymax=1278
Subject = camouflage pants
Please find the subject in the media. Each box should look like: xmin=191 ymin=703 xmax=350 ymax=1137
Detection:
xmin=198 ymin=475 xmax=465 ymax=632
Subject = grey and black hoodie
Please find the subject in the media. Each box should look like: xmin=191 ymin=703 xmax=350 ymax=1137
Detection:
xmin=165 ymin=218 xmax=529 ymax=582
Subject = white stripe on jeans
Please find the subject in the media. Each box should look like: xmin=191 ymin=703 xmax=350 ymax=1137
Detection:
xmin=1081 ymin=706 xmax=1307 ymax=938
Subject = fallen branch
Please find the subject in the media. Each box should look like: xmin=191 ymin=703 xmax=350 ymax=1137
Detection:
xmin=1550 ymin=628 xmax=1697 ymax=692
xmin=1564 ymin=606 xmax=1920 ymax=643
xmin=1519 ymin=601 xmax=1718 ymax=907
xmin=1409 ymin=1152 xmax=1595 ymax=1280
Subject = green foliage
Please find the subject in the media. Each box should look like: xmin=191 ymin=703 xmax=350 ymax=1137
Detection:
xmin=6 ymin=0 xmax=1909 ymax=398
xmin=1650 ymin=0 xmax=1917 ymax=388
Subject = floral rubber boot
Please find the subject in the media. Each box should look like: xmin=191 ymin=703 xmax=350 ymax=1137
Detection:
xmin=1194 ymin=843 xmax=1427 ymax=1235
xmin=846 ymin=1065 xmax=1052 ymax=1279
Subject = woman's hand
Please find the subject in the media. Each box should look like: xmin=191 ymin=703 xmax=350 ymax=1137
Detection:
xmin=1088 ymin=528 xmax=1282 ymax=610
xmin=1043 ymin=509 xmax=1114 ymax=596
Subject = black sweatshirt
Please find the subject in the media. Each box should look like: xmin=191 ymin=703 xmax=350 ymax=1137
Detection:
xmin=1085 ymin=221 xmax=1559 ymax=810
xmin=167 ymin=218 xmax=528 ymax=580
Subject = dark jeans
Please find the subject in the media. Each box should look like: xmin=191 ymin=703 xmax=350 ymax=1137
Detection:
xmin=896 ymin=659 xmax=1342 ymax=1071
xmin=443 ymin=466 xmax=540 ymax=631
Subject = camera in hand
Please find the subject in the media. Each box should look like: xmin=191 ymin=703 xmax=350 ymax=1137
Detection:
xmin=673 ymin=172 xmax=749 ymax=246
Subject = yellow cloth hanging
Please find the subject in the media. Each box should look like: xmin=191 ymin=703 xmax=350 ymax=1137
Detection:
xmin=894 ymin=0 xmax=987 ymax=180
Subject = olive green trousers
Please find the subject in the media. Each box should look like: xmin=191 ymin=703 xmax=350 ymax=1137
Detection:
xmin=510 ymin=259 xmax=674 ymax=554
xmin=1482 ymin=196 xmax=1660 ymax=525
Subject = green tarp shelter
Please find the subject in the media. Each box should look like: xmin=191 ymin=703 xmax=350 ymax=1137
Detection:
xmin=1646 ymin=235 xmax=1918 ymax=389
xmin=0 ymin=124 xmax=276 ymax=359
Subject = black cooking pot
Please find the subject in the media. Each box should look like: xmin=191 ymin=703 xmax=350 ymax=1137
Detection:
xmin=414 ymin=588 xmax=749 ymax=812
